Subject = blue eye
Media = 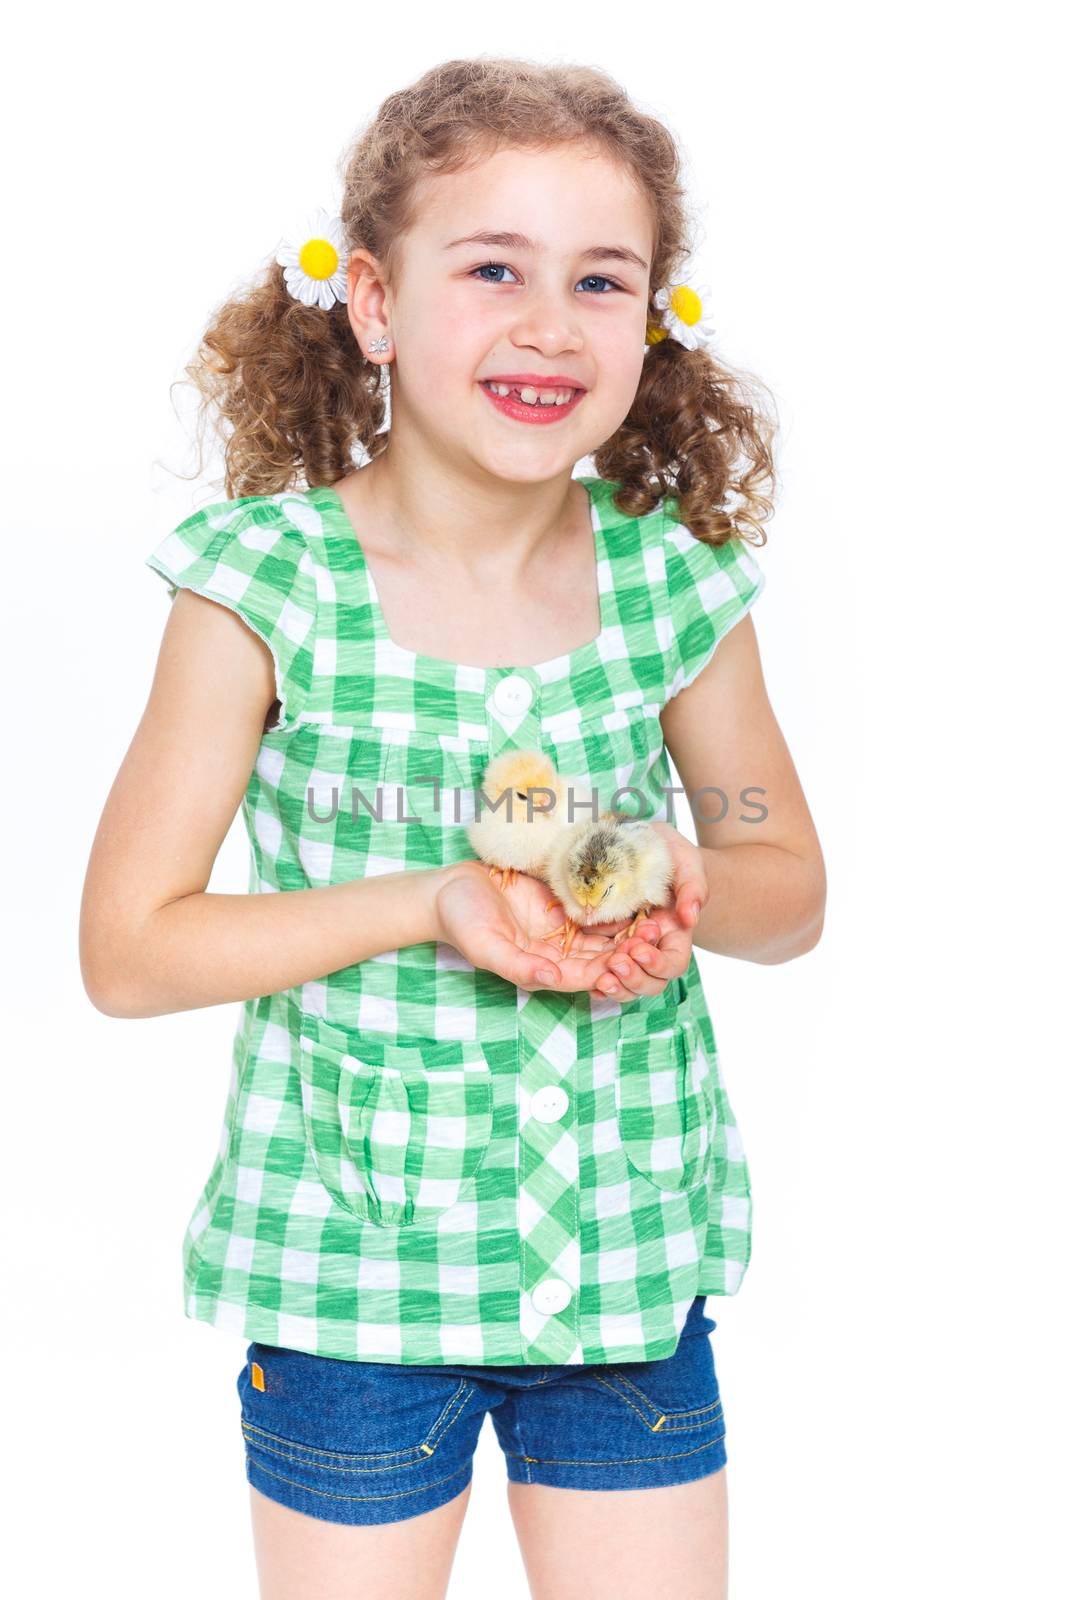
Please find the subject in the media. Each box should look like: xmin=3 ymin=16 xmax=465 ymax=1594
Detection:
xmin=470 ymin=263 xmax=622 ymax=293
xmin=472 ymin=262 xmax=519 ymax=284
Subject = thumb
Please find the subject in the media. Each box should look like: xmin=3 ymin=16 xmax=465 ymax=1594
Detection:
xmin=675 ymin=877 xmax=706 ymax=926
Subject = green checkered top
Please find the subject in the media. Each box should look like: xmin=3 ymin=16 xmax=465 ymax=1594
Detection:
xmin=145 ymin=475 xmax=766 ymax=1367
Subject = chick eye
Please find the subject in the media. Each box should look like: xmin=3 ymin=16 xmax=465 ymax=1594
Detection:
xmin=516 ymin=790 xmax=527 ymax=801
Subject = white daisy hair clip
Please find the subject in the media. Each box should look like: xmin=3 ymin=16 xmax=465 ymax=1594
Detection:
xmin=276 ymin=208 xmax=349 ymax=310
xmin=646 ymin=276 xmax=715 ymax=352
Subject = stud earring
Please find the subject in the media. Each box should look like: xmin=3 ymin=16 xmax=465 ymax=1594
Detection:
xmin=368 ymin=334 xmax=390 ymax=356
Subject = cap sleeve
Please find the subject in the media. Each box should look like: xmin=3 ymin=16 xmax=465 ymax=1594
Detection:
xmin=663 ymin=518 xmax=767 ymax=697
xmin=144 ymin=498 xmax=317 ymax=733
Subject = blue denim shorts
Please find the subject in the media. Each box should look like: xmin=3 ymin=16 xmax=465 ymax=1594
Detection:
xmin=236 ymin=1295 xmax=725 ymax=1525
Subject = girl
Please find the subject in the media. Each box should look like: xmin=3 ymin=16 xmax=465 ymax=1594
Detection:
xmin=81 ymin=56 xmax=825 ymax=1600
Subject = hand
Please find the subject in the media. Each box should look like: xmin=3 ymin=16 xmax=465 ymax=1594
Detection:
xmin=591 ymin=822 xmax=709 ymax=1001
xmin=433 ymin=861 xmax=664 ymax=994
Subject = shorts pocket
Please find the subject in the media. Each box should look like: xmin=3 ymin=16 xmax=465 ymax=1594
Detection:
xmin=296 ymin=1016 xmax=495 ymax=1225
xmin=238 ymin=1344 xmax=477 ymax=1471
xmin=614 ymin=995 xmax=715 ymax=1191
xmin=593 ymin=1364 xmax=724 ymax=1435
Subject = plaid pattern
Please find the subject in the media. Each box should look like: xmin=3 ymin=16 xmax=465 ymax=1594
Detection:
xmin=145 ymin=475 xmax=766 ymax=1367
xmin=297 ymin=1017 xmax=496 ymax=1227
xmin=615 ymin=1004 xmax=715 ymax=1191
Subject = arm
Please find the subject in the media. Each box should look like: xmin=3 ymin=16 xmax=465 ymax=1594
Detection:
xmin=658 ymin=612 xmax=826 ymax=964
xmin=79 ymin=589 xmax=471 ymax=1019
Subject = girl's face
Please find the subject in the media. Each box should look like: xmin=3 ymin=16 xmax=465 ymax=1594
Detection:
xmin=360 ymin=143 xmax=655 ymax=486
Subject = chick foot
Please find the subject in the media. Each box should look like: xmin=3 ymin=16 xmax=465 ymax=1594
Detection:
xmin=542 ymin=897 xmax=583 ymax=958
xmin=485 ymin=864 xmax=520 ymax=891
xmin=611 ymin=903 xmax=656 ymax=945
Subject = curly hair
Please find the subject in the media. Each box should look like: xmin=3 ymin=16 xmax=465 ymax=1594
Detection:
xmin=178 ymin=56 xmax=777 ymax=547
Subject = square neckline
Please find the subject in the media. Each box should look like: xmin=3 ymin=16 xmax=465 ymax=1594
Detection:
xmin=306 ymin=477 xmax=613 ymax=679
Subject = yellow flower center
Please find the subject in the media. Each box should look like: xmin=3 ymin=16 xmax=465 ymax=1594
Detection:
xmin=298 ymin=238 xmax=340 ymax=281
xmin=646 ymin=324 xmax=669 ymax=344
xmin=670 ymin=284 xmax=702 ymax=326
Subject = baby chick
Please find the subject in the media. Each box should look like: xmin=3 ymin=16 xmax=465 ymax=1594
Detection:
xmin=542 ymin=812 xmax=675 ymax=958
xmin=466 ymin=749 xmax=592 ymax=890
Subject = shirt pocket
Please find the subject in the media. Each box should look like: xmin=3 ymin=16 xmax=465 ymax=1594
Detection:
xmin=614 ymin=993 xmax=716 ymax=1191
xmin=296 ymin=1015 xmax=495 ymax=1226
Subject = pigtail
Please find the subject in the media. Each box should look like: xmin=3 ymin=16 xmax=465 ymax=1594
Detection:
xmin=593 ymin=333 xmax=779 ymax=549
xmin=175 ymin=259 xmax=388 ymax=501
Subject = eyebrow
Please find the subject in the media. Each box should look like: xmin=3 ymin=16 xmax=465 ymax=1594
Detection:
xmin=443 ymin=229 xmax=648 ymax=272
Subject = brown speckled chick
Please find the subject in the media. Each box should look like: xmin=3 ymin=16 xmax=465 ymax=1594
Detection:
xmin=543 ymin=812 xmax=675 ymax=958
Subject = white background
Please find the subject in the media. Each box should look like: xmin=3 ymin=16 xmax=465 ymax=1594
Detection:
xmin=3 ymin=2 xmax=1063 ymax=1595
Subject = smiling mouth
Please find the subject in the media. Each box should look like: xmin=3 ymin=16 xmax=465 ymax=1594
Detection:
xmin=481 ymin=380 xmax=583 ymax=404
xmin=478 ymin=381 xmax=586 ymax=423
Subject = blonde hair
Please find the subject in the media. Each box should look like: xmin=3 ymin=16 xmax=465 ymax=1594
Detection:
xmin=179 ymin=56 xmax=777 ymax=546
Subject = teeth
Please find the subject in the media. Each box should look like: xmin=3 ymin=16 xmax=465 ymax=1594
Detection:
xmin=486 ymin=382 xmax=577 ymax=406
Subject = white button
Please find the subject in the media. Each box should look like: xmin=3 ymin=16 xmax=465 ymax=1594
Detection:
xmin=492 ymin=674 xmax=533 ymax=716
xmin=530 ymin=1085 xmax=569 ymax=1123
xmin=531 ymin=1278 xmax=572 ymax=1315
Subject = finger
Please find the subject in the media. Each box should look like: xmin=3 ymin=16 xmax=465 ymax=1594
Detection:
xmin=645 ymin=924 xmax=694 ymax=972
xmin=476 ymin=929 xmax=563 ymax=991
xmin=594 ymin=946 xmax=668 ymax=999
xmin=595 ymin=913 xmax=693 ymax=994
xmin=598 ymin=967 xmax=668 ymax=1001
xmin=616 ymin=938 xmax=673 ymax=984
xmin=603 ymin=925 xmax=667 ymax=968
xmin=556 ymin=946 xmax=631 ymax=995
xmin=673 ymin=878 xmax=707 ymax=928
xmin=531 ymin=947 xmax=627 ymax=993
xmin=519 ymin=957 xmax=565 ymax=989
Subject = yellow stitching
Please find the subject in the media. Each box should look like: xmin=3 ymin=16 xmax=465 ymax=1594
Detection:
xmin=248 ymin=1455 xmax=473 ymax=1504
xmin=240 ymin=1378 xmax=474 ymax=1467
xmin=501 ymin=1433 xmax=724 ymax=1467
xmin=242 ymin=1419 xmax=424 ymax=1465
xmin=426 ymin=1379 xmax=478 ymax=1447
xmin=242 ymin=1425 xmax=430 ymax=1475
xmin=593 ymin=1369 xmax=723 ymax=1428
xmin=590 ymin=1372 xmax=723 ymax=1432
xmin=587 ymin=1373 xmax=651 ymax=1429
xmin=608 ymin=1367 xmax=724 ymax=1417
xmin=648 ymin=1415 xmax=721 ymax=1433
xmin=646 ymin=1414 xmax=723 ymax=1440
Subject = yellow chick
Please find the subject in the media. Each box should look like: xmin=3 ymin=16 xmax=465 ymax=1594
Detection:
xmin=466 ymin=749 xmax=593 ymax=890
xmin=542 ymin=813 xmax=675 ymax=958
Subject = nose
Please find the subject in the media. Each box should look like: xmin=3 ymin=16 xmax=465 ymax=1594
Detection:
xmin=507 ymin=288 xmax=584 ymax=359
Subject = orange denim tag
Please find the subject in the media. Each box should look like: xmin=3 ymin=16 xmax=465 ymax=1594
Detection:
xmin=250 ymin=1361 xmax=265 ymax=1391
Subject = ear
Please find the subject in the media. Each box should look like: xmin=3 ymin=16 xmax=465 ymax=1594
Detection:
xmin=345 ymin=249 xmax=390 ymax=360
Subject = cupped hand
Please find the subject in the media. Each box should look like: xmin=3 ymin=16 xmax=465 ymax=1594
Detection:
xmin=433 ymin=862 xmax=664 ymax=994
